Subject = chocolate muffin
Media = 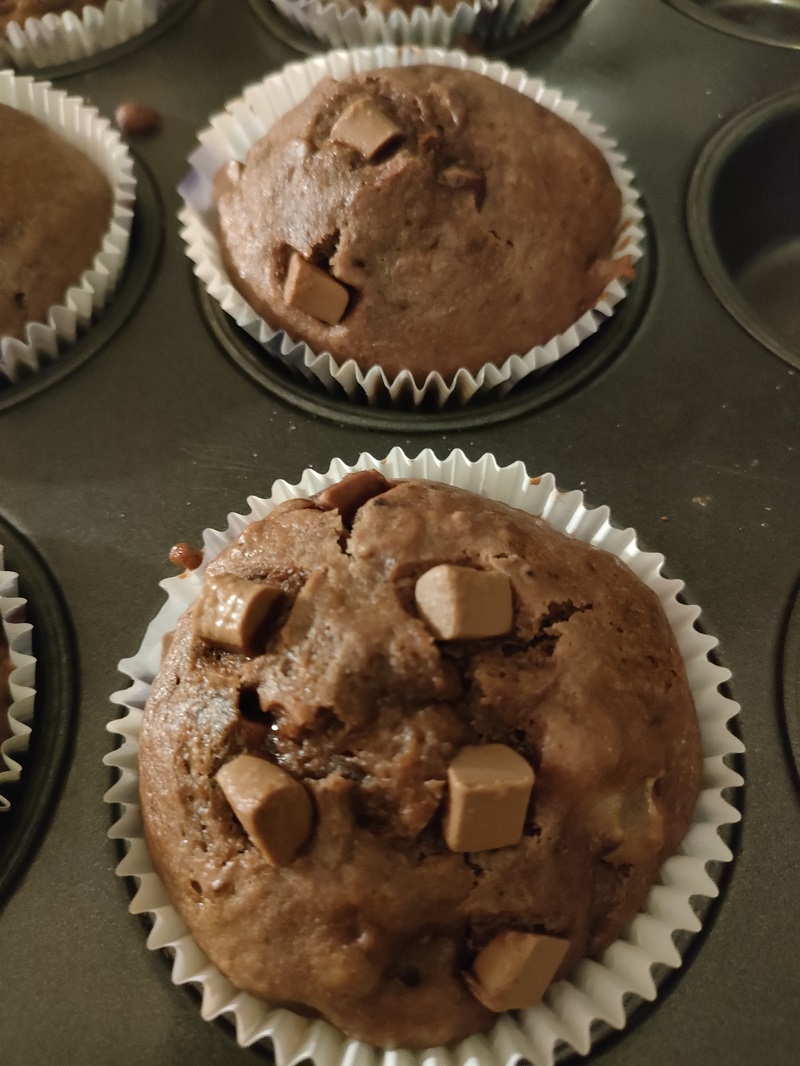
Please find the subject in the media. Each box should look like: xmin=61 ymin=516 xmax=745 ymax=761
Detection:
xmin=214 ymin=65 xmax=630 ymax=382
xmin=0 ymin=0 xmax=94 ymax=31
xmin=139 ymin=472 xmax=702 ymax=1049
xmin=0 ymin=103 xmax=112 ymax=342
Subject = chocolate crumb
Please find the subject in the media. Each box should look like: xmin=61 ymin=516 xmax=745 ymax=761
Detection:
xmin=115 ymin=102 xmax=162 ymax=137
xmin=169 ymin=542 xmax=203 ymax=570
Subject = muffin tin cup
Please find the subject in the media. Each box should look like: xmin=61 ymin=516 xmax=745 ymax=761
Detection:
xmin=0 ymin=70 xmax=135 ymax=385
xmin=0 ymin=546 xmax=36 ymax=812
xmin=261 ymin=0 xmax=559 ymax=51
xmin=179 ymin=46 xmax=645 ymax=409
xmin=105 ymin=448 xmax=743 ymax=1065
xmin=0 ymin=0 xmax=167 ymax=69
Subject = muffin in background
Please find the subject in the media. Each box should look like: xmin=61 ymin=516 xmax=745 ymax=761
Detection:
xmin=0 ymin=103 xmax=111 ymax=342
xmin=0 ymin=71 xmax=134 ymax=385
xmin=2 ymin=0 xmax=163 ymax=69
xmin=214 ymin=64 xmax=631 ymax=385
xmin=266 ymin=0 xmax=563 ymax=51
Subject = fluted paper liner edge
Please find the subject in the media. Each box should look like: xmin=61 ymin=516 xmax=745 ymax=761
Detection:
xmin=262 ymin=0 xmax=560 ymax=51
xmin=106 ymin=448 xmax=743 ymax=1064
xmin=0 ymin=546 xmax=37 ymax=811
xmin=1 ymin=0 xmax=162 ymax=69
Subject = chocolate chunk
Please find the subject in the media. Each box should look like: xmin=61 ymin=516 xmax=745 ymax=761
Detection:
xmin=216 ymin=754 xmax=313 ymax=866
xmin=284 ymin=252 xmax=349 ymax=326
xmin=602 ymin=779 xmax=664 ymax=866
xmin=415 ymin=565 xmax=512 ymax=641
xmin=439 ymin=163 xmax=485 ymax=209
xmin=193 ymin=574 xmax=282 ymax=655
xmin=314 ymin=470 xmax=391 ymax=528
xmin=115 ymin=102 xmax=162 ymax=137
xmin=466 ymin=930 xmax=570 ymax=1012
xmin=444 ymin=744 xmax=534 ymax=853
xmin=169 ymin=542 xmax=203 ymax=571
xmin=329 ymin=98 xmax=403 ymax=160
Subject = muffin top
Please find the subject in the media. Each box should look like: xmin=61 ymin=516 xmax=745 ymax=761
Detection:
xmin=140 ymin=474 xmax=702 ymax=1049
xmin=0 ymin=0 xmax=94 ymax=31
xmin=0 ymin=103 xmax=112 ymax=341
xmin=215 ymin=66 xmax=628 ymax=381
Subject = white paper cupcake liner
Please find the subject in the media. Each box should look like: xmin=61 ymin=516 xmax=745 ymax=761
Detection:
xmin=105 ymin=448 xmax=743 ymax=1065
xmin=179 ymin=47 xmax=645 ymax=408
xmin=0 ymin=546 xmax=36 ymax=812
xmin=264 ymin=0 xmax=560 ymax=50
xmin=0 ymin=70 xmax=135 ymax=384
xmin=1 ymin=0 xmax=166 ymax=70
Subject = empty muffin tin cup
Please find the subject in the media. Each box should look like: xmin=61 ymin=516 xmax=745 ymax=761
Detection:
xmin=0 ymin=546 xmax=36 ymax=812
xmin=106 ymin=448 xmax=743 ymax=1066
xmin=260 ymin=0 xmax=560 ymax=50
xmin=0 ymin=70 xmax=135 ymax=384
xmin=667 ymin=0 xmax=800 ymax=48
xmin=689 ymin=88 xmax=800 ymax=372
xmin=179 ymin=46 xmax=644 ymax=409
xmin=0 ymin=0 xmax=173 ymax=69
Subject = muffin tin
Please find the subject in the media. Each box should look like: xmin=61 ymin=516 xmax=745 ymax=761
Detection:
xmin=0 ymin=0 xmax=798 ymax=1063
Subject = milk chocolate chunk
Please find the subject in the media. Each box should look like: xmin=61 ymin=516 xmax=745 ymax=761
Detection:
xmin=193 ymin=574 xmax=282 ymax=655
xmin=444 ymin=744 xmax=534 ymax=853
xmin=415 ymin=565 xmax=513 ymax=641
xmin=284 ymin=252 xmax=349 ymax=326
xmin=216 ymin=754 xmax=313 ymax=866
xmin=315 ymin=469 xmax=391 ymax=527
xmin=603 ymin=779 xmax=664 ymax=866
xmin=329 ymin=97 xmax=403 ymax=160
xmin=440 ymin=163 xmax=485 ymax=208
xmin=467 ymin=930 xmax=570 ymax=1012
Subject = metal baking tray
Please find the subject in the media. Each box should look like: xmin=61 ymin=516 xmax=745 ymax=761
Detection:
xmin=1 ymin=0 xmax=798 ymax=1062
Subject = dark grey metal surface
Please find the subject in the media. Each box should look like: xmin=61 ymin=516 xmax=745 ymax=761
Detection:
xmin=668 ymin=0 xmax=800 ymax=47
xmin=688 ymin=88 xmax=800 ymax=372
xmin=1 ymin=0 xmax=798 ymax=1063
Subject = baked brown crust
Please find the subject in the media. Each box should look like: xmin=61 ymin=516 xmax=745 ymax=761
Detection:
xmin=139 ymin=479 xmax=702 ymax=1049
xmin=215 ymin=66 xmax=627 ymax=381
xmin=0 ymin=103 xmax=112 ymax=341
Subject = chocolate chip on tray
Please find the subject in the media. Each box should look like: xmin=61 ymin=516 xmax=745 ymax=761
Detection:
xmin=115 ymin=102 xmax=162 ymax=137
xmin=169 ymin=542 xmax=203 ymax=570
